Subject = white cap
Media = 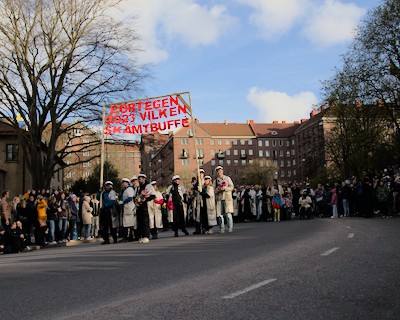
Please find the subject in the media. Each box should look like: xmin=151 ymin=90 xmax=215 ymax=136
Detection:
xmin=172 ymin=175 xmax=180 ymax=181
xmin=130 ymin=175 xmax=138 ymax=181
xmin=199 ymin=168 xmax=205 ymax=173
xmin=138 ymin=173 xmax=147 ymax=179
xmin=204 ymin=175 xmax=212 ymax=180
xmin=215 ymin=165 xmax=223 ymax=171
xmin=150 ymin=181 xmax=157 ymax=185
xmin=105 ymin=181 xmax=113 ymax=186
xmin=121 ymin=178 xmax=130 ymax=183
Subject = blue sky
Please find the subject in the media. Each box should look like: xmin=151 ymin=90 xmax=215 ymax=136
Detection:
xmin=114 ymin=0 xmax=382 ymax=124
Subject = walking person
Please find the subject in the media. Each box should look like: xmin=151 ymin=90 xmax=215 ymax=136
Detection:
xmin=135 ymin=174 xmax=155 ymax=244
xmin=166 ymin=175 xmax=189 ymax=237
xmin=148 ymin=181 xmax=163 ymax=239
xmin=118 ymin=178 xmax=135 ymax=242
xmin=200 ymin=175 xmax=217 ymax=234
xmin=213 ymin=166 xmax=235 ymax=233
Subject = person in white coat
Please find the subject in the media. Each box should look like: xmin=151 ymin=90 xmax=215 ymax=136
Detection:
xmin=82 ymin=196 xmax=93 ymax=240
xmin=148 ymin=181 xmax=163 ymax=239
xmin=200 ymin=176 xmax=217 ymax=234
xmin=213 ymin=166 xmax=234 ymax=233
xmin=119 ymin=178 xmax=135 ymax=242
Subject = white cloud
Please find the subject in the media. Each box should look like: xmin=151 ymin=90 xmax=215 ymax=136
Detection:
xmin=238 ymin=0 xmax=367 ymax=46
xmin=302 ymin=0 xmax=366 ymax=46
xmin=247 ymin=88 xmax=319 ymax=122
xmin=113 ymin=0 xmax=236 ymax=64
xmin=237 ymin=0 xmax=310 ymax=40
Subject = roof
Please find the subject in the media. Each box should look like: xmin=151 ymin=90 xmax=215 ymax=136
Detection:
xmin=0 ymin=120 xmax=18 ymax=135
xmin=251 ymin=123 xmax=299 ymax=138
xmin=197 ymin=123 xmax=256 ymax=137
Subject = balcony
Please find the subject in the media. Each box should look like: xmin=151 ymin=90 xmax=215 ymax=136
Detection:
xmin=178 ymin=151 xmax=189 ymax=159
xmin=217 ymin=152 xmax=225 ymax=159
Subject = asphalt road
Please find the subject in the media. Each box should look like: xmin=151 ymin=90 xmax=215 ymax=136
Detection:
xmin=1 ymin=217 xmax=399 ymax=320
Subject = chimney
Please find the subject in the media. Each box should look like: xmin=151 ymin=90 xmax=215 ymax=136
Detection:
xmin=281 ymin=121 xmax=286 ymax=124
xmin=272 ymin=120 xmax=278 ymax=124
xmin=224 ymin=120 xmax=228 ymax=125
xmin=310 ymin=110 xmax=318 ymax=118
xmin=301 ymin=118 xmax=307 ymax=123
xmin=320 ymin=105 xmax=326 ymax=111
xmin=294 ymin=121 xmax=299 ymax=124
xmin=247 ymin=120 xmax=254 ymax=124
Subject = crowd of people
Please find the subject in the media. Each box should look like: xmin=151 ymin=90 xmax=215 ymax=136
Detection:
xmin=1 ymin=166 xmax=399 ymax=254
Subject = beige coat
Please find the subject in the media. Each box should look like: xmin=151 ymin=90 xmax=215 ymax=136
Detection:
xmin=148 ymin=190 xmax=163 ymax=229
xmin=82 ymin=199 xmax=93 ymax=225
xmin=201 ymin=185 xmax=217 ymax=226
xmin=213 ymin=175 xmax=234 ymax=216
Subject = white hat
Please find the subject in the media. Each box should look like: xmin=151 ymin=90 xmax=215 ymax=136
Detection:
xmin=138 ymin=173 xmax=147 ymax=179
xmin=172 ymin=175 xmax=180 ymax=181
xmin=105 ymin=181 xmax=113 ymax=186
xmin=121 ymin=178 xmax=130 ymax=183
xmin=150 ymin=181 xmax=157 ymax=185
xmin=204 ymin=175 xmax=212 ymax=180
xmin=215 ymin=165 xmax=223 ymax=171
xmin=130 ymin=175 xmax=138 ymax=181
xmin=199 ymin=168 xmax=205 ymax=173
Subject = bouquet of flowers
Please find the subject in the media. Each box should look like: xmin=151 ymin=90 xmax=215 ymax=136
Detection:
xmin=134 ymin=189 xmax=151 ymax=206
xmin=217 ymin=178 xmax=227 ymax=191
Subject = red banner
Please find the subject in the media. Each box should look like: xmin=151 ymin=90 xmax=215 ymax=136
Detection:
xmin=104 ymin=94 xmax=191 ymax=134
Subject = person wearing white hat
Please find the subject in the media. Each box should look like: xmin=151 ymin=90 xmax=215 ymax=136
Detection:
xmin=213 ymin=166 xmax=235 ymax=233
xmin=135 ymin=174 xmax=155 ymax=244
xmin=192 ymin=168 xmax=205 ymax=235
xmin=148 ymin=181 xmax=163 ymax=239
xmin=118 ymin=178 xmax=135 ymax=242
xmin=200 ymin=175 xmax=217 ymax=234
xmin=166 ymin=175 xmax=189 ymax=237
xmin=98 ymin=180 xmax=118 ymax=244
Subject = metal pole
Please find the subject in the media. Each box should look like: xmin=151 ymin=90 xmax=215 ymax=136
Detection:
xmin=99 ymin=104 xmax=106 ymax=189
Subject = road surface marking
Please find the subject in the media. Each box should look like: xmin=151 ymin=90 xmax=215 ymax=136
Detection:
xmin=321 ymin=247 xmax=339 ymax=256
xmin=222 ymin=279 xmax=277 ymax=299
xmin=348 ymin=233 xmax=355 ymax=238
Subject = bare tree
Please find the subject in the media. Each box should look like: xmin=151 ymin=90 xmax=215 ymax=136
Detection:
xmin=0 ymin=0 xmax=146 ymax=189
xmin=322 ymin=0 xmax=400 ymax=161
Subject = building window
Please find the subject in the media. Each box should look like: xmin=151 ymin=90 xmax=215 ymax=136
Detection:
xmin=291 ymin=149 xmax=295 ymax=155
xmin=225 ymin=140 xmax=230 ymax=145
xmin=226 ymin=150 xmax=231 ymax=156
xmin=280 ymin=171 xmax=285 ymax=177
xmin=248 ymin=140 xmax=253 ymax=145
xmin=198 ymin=159 xmax=204 ymax=166
xmin=196 ymin=149 xmax=204 ymax=158
xmin=280 ymin=160 xmax=284 ymax=167
xmin=211 ymin=159 xmax=216 ymax=166
xmin=181 ymin=159 xmax=189 ymax=166
xmin=83 ymin=161 xmax=91 ymax=168
xmin=6 ymin=144 xmax=19 ymax=161
xmin=211 ymin=149 xmax=215 ymax=156
xmin=226 ymin=160 xmax=231 ymax=166
xmin=265 ymin=150 xmax=270 ymax=157
xmin=258 ymin=140 xmax=262 ymax=147
xmin=293 ymin=159 xmax=296 ymax=166
xmin=210 ymin=140 xmax=215 ymax=145
xmin=74 ymin=128 xmax=81 ymax=136
xmin=233 ymin=149 xmax=238 ymax=156
xmin=83 ymin=150 xmax=91 ymax=157
xmin=248 ymin=149 xmax=253 ymax=156
xmin=219 ymin=160 xmax=224 ymax=165
xmin=265 ymin=140 xmax=269 ymax=147
xmin=249 ymin=159 xmax=253 ymax=164
xmin=279 ymin=150 xmax=283 ymax=157
xmin=84 ymin=172 xmax=90 ymax=178
xmin=240 ymin=140 xmax=245 ymax=145
xmin=279 ymin=140 xmax=283 ymax=146
xmin=241 ymin=160 xmax=246 ymax=165
xmin=292 ymin=138 xmax=295 ymax=145
xmin=66 ymin=171 xmax=72 ymax=178
xmin=181 ymin=138 xmax=188 ymax=145
xmin=196 ymin=138 xmax=203 ymax=145
xmin=287 ymin=161 xmax=291 ymax=167
xmin=218 ymin=139 xmax=222 ymax=145
xmin=288 ymin=170 xmax=292 ymax=177
xmin=233 ymin=140 xmax=238 ymax=145
xmin=259 ymin=150 xmax=263 ymax=157
xmin=234 ymin=160 xmax=239 ymax=166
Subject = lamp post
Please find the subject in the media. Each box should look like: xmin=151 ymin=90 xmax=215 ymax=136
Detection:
xmin=301 ymin=158 xmax=305 ymax=185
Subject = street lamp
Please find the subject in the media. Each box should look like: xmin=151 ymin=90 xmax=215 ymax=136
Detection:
xmin=301 ymin=158 xmax=305 ymax=185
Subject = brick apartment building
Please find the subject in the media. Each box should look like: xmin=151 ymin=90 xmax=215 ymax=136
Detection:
xmin=141 ymin=107 xmax=330 ymax=188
